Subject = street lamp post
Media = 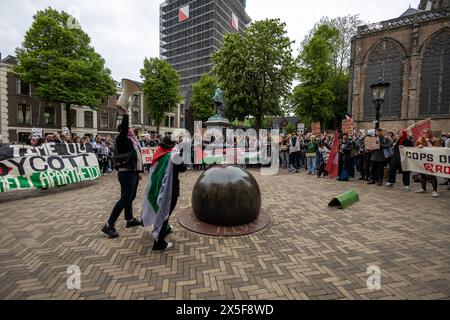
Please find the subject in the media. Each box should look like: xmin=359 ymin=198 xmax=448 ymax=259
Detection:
xmin=370 ymin=78 xmax=391 ymax=130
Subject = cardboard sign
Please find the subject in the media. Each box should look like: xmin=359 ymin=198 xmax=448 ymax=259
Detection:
xmin=62 ymin=127 xmax=71 ymax=136
xmin=141 ymin=147 xmax=156 ymax=165
xmin=297 ymin=123 xmax=305 ymax=134
xmin=311 ymin=122 xmax=321 ymax=135
xmin=365 ymin=136 xmax=380 ymax=151
xmin=32 ymin=128 xmax=43 ymax=139
xmin=342 ymin=119 xmax=354 ymax=135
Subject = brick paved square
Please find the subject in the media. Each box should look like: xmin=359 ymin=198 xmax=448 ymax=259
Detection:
xmin=0 ymin=169 xmax=449 ymax=300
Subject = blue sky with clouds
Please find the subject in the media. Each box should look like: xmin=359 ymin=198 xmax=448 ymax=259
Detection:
xmin=0 ymin=0 xmax=417 ymax=81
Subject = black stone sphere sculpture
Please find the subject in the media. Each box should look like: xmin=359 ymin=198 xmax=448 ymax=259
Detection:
xmin=192 ymin=166 xmax=262 ymax=227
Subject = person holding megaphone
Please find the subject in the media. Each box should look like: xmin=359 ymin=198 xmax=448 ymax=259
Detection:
xmin=102 ymin=80 xmax=144 ymax=238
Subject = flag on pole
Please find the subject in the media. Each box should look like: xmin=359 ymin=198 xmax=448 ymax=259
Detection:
xmin=326 ymin=131 xmax=340 ymax=178
xmin=231 ymin=12 xmax=239 ymax=31
xmin=407 ymin=118 xmax=431 ymax=141
xmin=179 ymin=5 xmax=190 ymax=22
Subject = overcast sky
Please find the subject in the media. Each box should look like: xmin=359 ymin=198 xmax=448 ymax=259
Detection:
xmin=0 ymin=0 xmax=417 ymax=81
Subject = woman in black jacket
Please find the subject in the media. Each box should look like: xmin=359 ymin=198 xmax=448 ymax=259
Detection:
xmin=102 ymin=110 xmax=143 ymax=238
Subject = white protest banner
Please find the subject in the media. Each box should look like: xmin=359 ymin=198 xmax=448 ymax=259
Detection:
xmin=400 ymin=147 xmax=450 ymax=179
xmin=0 ymin=143 xmax=100 ymax=193
xmin=32 ymin=128 xmax=43 ymax=139
xmin=141 ymin=147 xmax=156 ymax=165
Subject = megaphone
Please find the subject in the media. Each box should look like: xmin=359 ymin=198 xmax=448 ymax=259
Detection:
xmin=117 ymin=79 xmax=140 ymax=108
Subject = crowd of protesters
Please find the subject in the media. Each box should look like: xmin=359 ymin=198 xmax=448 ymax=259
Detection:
xmin=278 ymin=128 xmax=450 ymax=197
xmin=3 ymin=126 xmax=450 ymax=198
xmin=16 ymin=131 xmax=163 ymax=176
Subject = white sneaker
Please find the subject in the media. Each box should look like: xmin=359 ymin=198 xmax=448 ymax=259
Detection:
xmin=415 ymin=189 xmax=426 ymax=194
xmin=432 ymin=191 xmax=439 ymax=198
xmin=385 ymin=183 xmax=394 ymax=187
xmin=403 ymin=186 xmax=409 ymax=192
xmin=166 ymin=242 xmax=174 ymax=250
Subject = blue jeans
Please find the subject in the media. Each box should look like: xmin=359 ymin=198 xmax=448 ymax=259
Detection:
xmin=307 ymin=156 xmax=316 ymax=173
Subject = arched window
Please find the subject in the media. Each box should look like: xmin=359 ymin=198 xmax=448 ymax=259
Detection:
xmin=364 ymin=40 xmax=403 ymax=120
xmin=420 ymin=29 xmax=450 ymax=116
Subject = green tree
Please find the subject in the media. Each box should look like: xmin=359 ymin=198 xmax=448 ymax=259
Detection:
xmin=191 ymin=74 xmax=217 ymax=122
xmin=213 ymin=18 xmax=296 ymax=130
xmin=140 ymin=57 xmax=182 ymax=133
xmin=285 ymin=122 xmax=296 ymax=134
xmin=14 ymin=8 xmax=116 ymax=130
xmin=292 ymin=24 xmax=340 ymax=125
xmin=300 ymin=15 xmax=364 ymax=126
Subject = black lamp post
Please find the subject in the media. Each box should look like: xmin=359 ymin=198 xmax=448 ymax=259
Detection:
xmin=370 ymin=78 xmax=391 ymax=130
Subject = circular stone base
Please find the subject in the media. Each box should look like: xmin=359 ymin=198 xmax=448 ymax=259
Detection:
xmin=178 ymin=207 xmax=271 ymax=237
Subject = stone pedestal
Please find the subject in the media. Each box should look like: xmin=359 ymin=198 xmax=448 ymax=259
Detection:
xmin=204 ymin=114 xmax=231 ymax=135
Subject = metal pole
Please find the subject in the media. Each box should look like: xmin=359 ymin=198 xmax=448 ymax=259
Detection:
xmin=375 ymin=101 xmax=381 ymax=130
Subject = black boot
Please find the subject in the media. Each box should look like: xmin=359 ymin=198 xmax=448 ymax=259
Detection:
xmin=126 ymin=218 xmax=143 ymax=228
xmin=153 ymin=240 xmax=173 ymax=251
xmin=102 ymin=224 xmax=119 ymax=238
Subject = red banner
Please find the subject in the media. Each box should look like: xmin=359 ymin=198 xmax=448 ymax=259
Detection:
xmin=326 ymin=131 xmax=340 ymax=178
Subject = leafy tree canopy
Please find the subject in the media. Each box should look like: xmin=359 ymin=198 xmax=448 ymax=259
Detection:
xmin=14 ymin=7 xmax=116 ymax=128
xmin=140 ymin=57 xmax=182 ymax=133
xmin=213 ymin=18 xmax=296 ymax=130
xmin=191 ymin=74 xmax=217 ymax=122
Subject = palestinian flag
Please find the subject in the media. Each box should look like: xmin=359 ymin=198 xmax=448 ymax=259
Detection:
xmin=141 ymin=147 xmax=174 ymax=239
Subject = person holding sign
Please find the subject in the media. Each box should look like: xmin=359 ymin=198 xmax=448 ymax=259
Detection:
xmin=414 ymin=129 xmax=441 ymax=198
xmin=368 ymin=129 xmax=390 ymax=186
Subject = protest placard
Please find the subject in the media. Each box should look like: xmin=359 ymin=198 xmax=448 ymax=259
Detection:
xmin=62 ymin=127 xmax=71 ymax=136
xmin=311 ymin=122 xmax=321 ymax=135
xmin=32 ymin=128 xmax=43 ymax=139
xmin=141 ymin=147 xmax=156 ymax=165
xmin=297 ymin=123 xmax=305 ymax=134
xmin=364 ymin=136 xmax=380 ymax=150
xmin=342 ymin=119 xmax=354 ymax=135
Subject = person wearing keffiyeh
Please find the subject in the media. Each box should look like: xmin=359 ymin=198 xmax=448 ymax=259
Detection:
xmin=141 ymin=136 xmax=187 ymax=251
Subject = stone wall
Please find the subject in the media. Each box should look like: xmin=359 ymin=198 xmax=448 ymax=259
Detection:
xmin=349 ymin=12 xmax=450 ymax=132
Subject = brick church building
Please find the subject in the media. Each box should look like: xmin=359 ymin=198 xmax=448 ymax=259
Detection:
xmin=349 ymin=0 xmax=450 ymax=132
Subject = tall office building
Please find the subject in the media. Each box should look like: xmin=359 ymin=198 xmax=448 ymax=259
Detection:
xmin=160 ymin=0 xmax=251 ymax=132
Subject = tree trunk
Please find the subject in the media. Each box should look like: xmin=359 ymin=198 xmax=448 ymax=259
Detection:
xmin=256 ymin=117 xmax=262 ymax=134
